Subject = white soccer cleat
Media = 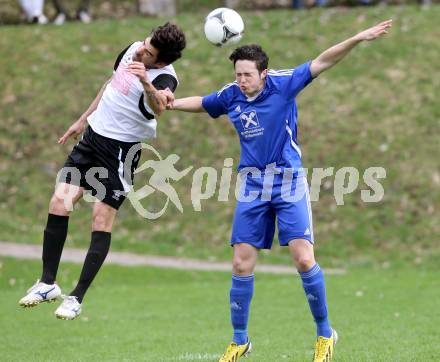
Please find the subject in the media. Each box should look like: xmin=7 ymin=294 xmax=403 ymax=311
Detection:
xmin=19 ymin=279 xmax=61 ymax=307
xmin=55 ymin=295 xmax=82 ymax=320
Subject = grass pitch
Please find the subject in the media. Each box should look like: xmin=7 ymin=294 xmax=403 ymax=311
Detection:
xmin=1 ymin=6 xmax=439 ymax=359
xmin=1 ymin=257 xmax=438 ymax=361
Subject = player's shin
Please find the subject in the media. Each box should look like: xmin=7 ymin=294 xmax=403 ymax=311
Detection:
xmin=41 ymin=214 xmax=69 ymax=284
xmin=300 ymin=264 xmax=332 ymax=338
xmin=230 ymin=274 xmax=254 ymax=345
xmin=70 ymin=231 xmax=111 ymax=303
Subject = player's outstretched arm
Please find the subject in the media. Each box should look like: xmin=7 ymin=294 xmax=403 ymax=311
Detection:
xmin=58 ymin=77 xmax=112 ymax=144
xmin=168 ymin=96 xmax=206 ymax=113
xmin=310 ymin=19 xmax=392 ymax=78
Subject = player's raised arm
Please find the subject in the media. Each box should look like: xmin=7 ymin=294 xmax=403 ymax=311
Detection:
xmin=58 ymin=77 xmax=112 ymax=145
xmin=310 ymin=19 xmax=392 ymax=78
xmin=128 ymin=61 xmax=168 ymax=116
xmin=168 ymin=96 xmax=206 ymax=113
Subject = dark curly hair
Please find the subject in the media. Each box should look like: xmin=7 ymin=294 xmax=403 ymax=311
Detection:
xmin=229 ymin=44 xmax=269 ymax=73
xmin=150 ymin=22 xmax=186 ymax=65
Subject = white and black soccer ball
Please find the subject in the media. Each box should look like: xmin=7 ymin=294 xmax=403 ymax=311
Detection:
xmin=204 ymin=8 xmax=244 ymax=47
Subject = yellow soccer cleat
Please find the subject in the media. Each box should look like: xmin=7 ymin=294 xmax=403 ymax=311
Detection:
xmin=313 ymin=329 xmax=338 ymax=362
xmin=219 ymin=340 xmax=252 ymax=362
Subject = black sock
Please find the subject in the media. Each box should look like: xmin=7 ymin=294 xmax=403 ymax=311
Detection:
xmin=40 ymin=214 xmax=69 ymax=284
xmin=70 ymin=231 xmax=111 ymax=303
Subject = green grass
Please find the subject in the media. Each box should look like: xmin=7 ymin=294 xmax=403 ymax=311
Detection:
xmin=0 ymin=6 xmax=439 ymax=267
xmin=1 ymin=257 xmax=439 ymax=361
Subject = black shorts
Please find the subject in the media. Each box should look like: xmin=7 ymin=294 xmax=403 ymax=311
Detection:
xmin=60 ymin=126 xmax=141 ymax=210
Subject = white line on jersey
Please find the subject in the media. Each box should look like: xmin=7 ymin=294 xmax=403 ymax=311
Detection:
xmin=268 ymin=68 xmax=294 ymax=75
xmin=285 ymin=120 xmax=302 ymax=158
xmin=268 ymin=72 xmax=294 ymax=77
xmin=217 ymin=81 xmax=239 ymax=96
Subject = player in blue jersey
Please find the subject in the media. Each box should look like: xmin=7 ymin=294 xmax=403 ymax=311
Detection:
xmin=165 ymin=19 xmax=392 ymax=362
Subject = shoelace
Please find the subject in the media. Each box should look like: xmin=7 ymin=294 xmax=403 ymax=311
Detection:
xmin=315 ymin=337 xmax=330 ymax=360
xmin=26 ymin=279 xmax=41 ymax=293
xmin=61 ymin=295 xmax=79 ymax=308
xmin=220 ymin=343 xmax=237 ymax=361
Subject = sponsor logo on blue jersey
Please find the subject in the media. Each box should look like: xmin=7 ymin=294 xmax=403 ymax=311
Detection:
xmin=239 ymin=110 xmax=264 ymax=139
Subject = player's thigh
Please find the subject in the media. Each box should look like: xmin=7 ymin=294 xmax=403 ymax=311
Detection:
xmin=56 ymin=125 xmax=95 ymax=208
xmin=231 ymin=199 xmax=276 ymax=250
xmin=274 ymin=176 xmax=314 ymax=245
xmin=82 ymin=129 xmax=140 ymax=211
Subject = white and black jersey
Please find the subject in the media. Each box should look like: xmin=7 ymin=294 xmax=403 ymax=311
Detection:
xmin=88 ymin=42 xmax=179 ymax=143
xmin=60 ymin=42 xmax=179 ymax=210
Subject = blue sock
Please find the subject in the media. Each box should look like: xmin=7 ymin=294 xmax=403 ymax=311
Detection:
xmin=230 ymin=274 xmax=254 ymax=345
xmin=300 ymin=264 xmax=332 ymax=338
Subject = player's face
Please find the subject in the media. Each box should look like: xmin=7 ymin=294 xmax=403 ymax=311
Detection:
xmin=234 ymin=60 xmax=267 ymax=97
xmin=133 ymin=37 xmax=164 ymax=69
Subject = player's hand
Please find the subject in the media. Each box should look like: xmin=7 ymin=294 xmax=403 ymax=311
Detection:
xmin=58 ymin=120 xmax=85 ymax=145
xmin=128 ymin=61 xmax=149 ymax=84
xmin=158 ymin=88 xmax=175 ymax=109
xmin=355 ymin=19 xmax=392 ymax=41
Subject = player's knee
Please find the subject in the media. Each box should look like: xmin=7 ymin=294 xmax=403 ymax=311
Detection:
xmin=92 ymin=211 xmax=114 ymax=232
xmin=92 ymin=214 xmax=107 ymax=231
xmin=232 ymin=256 xmax=253 ymax=275
xmin=295 ymin=254 xmax=316 ymax=272
xmin=48 ymin=194 xmax=72 ymax=216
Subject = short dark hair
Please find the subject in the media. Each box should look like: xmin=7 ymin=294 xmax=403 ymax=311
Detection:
xmin=150 ymin=22 xmax=186 ymax=65
xmin=229 ymin=44 xmax=269 ymax=73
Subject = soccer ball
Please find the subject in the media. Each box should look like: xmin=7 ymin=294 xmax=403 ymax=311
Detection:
xmin=204 ymin=8 xmax=244 ymax=47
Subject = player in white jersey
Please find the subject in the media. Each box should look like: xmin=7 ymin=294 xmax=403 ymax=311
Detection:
xmin=18 ymin=23 xmax=186 ymax=320
xmin=164 ymin=20 xmax=392 ymax=362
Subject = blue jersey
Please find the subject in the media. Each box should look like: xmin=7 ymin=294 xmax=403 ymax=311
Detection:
xmin=202 ymin=61 xmax=313 ymax=172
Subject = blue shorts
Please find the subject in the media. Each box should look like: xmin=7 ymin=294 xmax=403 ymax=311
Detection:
xmin=231 ymin=171 xmax=314 ymax=249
